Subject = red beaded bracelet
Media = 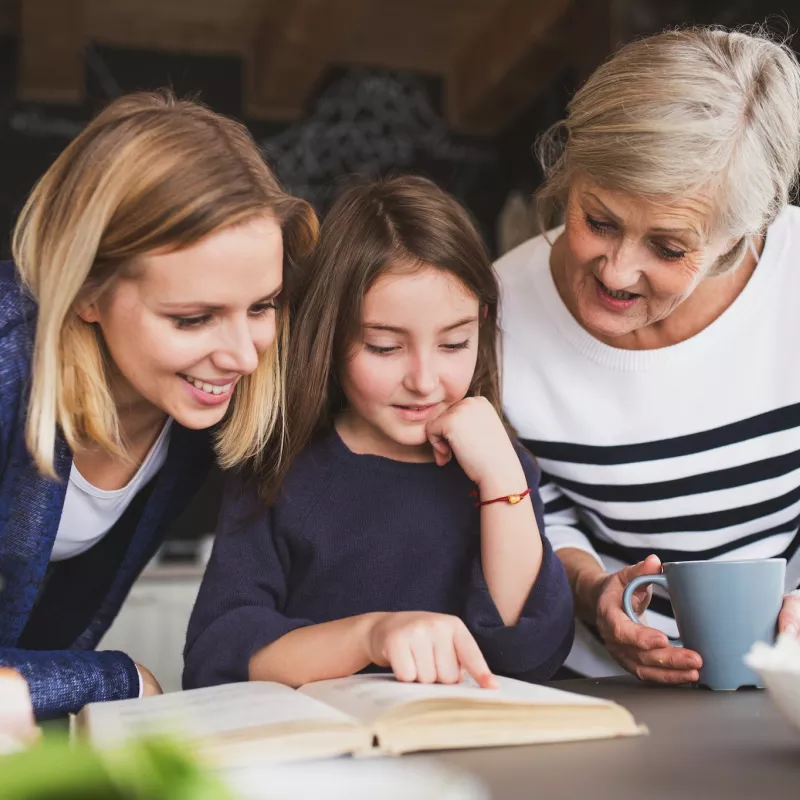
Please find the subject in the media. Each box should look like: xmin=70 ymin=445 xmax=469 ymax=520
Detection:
xmin=470 ymin=488 xmax=532 ymax=509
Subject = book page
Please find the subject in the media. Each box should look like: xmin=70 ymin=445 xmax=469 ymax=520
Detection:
xmin=298 ymin=673 xmax=611 ymax=726
xmin=81 ymin=681 xmax=358 ymax=747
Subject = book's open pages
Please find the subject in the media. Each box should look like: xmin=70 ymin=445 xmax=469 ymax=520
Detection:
xmin=300 ymin=674 xmax=645 ymax=755
xmin=76 ymin=675 xmax=646 ymax=766
xmin=76 ymin=682 xmax=371 ymax=766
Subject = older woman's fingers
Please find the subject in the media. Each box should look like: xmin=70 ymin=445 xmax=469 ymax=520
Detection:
xmin=610 ymin=645 xmax=700 ymax=683
xmin=630 ymin=665 xmax=700 ymax=684
xmin=778 ymin=592 xmax=800 ymax=636
xmin=601 ymin=608 xmax=669 ymax=650
xmin=629 ymin=645 xmax=702 ymax=671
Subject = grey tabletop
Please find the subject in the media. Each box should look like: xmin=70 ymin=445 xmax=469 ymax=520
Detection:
xmin=421 ymin=677 xmax=800 ymax=800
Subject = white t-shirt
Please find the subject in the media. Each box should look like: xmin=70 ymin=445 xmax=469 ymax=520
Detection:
xmin=50 ymin=419 xmax=173 ymax=562
xmin=496 ymin=205 xmax=800 ymax=677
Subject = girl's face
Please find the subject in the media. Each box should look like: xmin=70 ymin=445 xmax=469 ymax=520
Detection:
xmin=78 ymin=214 xmax=283 ymax=429
xmin=338 ymin=264 xmax=480 ymax=461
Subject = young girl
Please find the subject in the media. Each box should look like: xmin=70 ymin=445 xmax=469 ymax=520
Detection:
xmin=184 ymin=176 xmax=573 ymax=690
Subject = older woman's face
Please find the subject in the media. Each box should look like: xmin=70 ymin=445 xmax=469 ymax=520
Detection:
xmin=558 ymin=177 xmax=736 ymax=340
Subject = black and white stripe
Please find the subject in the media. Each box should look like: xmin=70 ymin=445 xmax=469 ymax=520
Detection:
xmin=524 ymin=401 xmax=800 ymax=565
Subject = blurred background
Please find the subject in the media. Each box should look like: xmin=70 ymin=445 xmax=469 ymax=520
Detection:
xmin=1 ymin=0 xmax=798 ymax=689
xmin=3 ymin=1 xmax=797 ymax=260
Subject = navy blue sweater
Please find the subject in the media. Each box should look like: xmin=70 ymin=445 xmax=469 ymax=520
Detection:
xmin=183 ymin=428 xmax=574 ymax=689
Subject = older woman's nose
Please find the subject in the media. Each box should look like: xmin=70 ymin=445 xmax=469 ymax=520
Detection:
xmin=598 ymin=241 xmax=642 ymax=289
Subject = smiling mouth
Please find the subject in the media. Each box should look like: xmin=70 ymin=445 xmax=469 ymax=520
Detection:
xmin=180 ymin=374 xmax=235 ymax=396
xmin=596 ymin=278 xmax=640 ymax=300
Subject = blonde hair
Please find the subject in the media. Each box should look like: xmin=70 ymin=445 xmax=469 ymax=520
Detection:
xmin=12 ymin=90 xmax=318 ymax=477
xmin=536 ymin=25 xmax=800 ymax=272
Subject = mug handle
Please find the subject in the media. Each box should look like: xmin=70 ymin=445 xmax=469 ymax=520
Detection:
xmin=622 ymin=574 xmax=682 ymax=647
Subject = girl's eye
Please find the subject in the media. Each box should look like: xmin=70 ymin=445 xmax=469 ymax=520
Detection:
xmin=249 ymin=300 xmax=278 ymax=317
xmin=653 ymin=242 xmax=686 ymax=261
xmin=365 ymin=343 xmax=399 ymax=355
xmin=585 ymin=214 xmax=616 ymax=235
xmin=442 ymin=340 xmax=470 ymax=352
xmin=172 ymin=315 xmax=211 ymax=330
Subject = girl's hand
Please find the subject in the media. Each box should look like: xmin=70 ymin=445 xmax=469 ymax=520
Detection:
xmin=425 ymin=397 xmax=523 ymax=492
xmin=366 ymin=611 xmax=498 ymax=689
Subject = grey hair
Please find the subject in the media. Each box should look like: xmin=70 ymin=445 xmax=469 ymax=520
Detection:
xmin=536 ymin=25 xmax=800 ymax=274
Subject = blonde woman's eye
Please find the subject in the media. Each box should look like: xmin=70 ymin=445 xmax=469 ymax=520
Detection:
xmin=249 ymin=301 xmax=277 ymax=316
xmin=172 ymin=315 xmax=211 ymax=330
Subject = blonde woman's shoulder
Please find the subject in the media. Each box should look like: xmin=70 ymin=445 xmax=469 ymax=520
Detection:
xmin=0 ymin=261 xmax=35 ymax=335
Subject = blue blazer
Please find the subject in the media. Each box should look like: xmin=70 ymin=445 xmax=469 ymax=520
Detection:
xmin=0 ymin=261 xmax=213 ymax=718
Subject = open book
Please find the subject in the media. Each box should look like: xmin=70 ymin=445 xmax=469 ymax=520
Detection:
xmin=75 ymin=674 xmax=646 ymax=766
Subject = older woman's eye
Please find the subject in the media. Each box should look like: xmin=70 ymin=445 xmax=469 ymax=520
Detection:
xmin=584 ymin=214 xmax=616 ymax=235
xmin=653 ymin=242 xmax=686 ymax=261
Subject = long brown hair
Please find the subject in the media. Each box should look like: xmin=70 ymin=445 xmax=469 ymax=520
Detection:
xmin=259 ymin=174 xmax=502 ymax=503
xmin=12 ymin=89 xmax=317 ymax=476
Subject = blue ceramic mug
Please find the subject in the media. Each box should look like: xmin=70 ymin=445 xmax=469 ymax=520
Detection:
xmin=622 ymin=558 xmax=786 ymax=690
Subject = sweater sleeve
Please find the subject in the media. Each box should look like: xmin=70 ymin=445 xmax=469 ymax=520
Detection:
xmin=0 ymin=647 xmax=139 ymax=720
xmin=183 ymin=474 xmax=313 ymax=689
xmin=539 ymin=477 xmax=605 ymax=567
xmin=463 ymin=445 xmax=575 ymax=682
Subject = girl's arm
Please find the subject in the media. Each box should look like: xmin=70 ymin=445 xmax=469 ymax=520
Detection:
xmin=426 ymin=397 xmax=542 ymax=624
xmin=187 ymin=474 xmax=496 ymax=690
xmin=475 ymin=458 xmax=541 ymax=626
xmin=183 ymin=475 xmax=314 ymax=689
xmin=427 ymin=398 xmax=574 ymax=681
xmin=248 ymin=614 xmax=377 ymax=687
xmin=250 ymin=611 xmax=496 ymax=688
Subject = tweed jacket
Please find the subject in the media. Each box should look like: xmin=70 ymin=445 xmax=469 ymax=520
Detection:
xmin=0 ymin=261 xmax=213 ymax=718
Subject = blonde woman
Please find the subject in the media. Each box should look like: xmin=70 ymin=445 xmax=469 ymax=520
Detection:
xmin=497 ymin=26 xmax=800 ymax=682
xmin=0 ymin=91 xmax=316 ymax=718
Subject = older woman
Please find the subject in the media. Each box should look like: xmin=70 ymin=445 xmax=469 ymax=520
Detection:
xmin=497 ymin=26 xmax=800 ymax=682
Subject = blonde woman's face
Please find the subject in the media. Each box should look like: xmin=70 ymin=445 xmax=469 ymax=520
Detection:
xmin=557 ymin=177 xmax=736 ymax=340
xmin=80 ymin=215 xmax=283 ymax=429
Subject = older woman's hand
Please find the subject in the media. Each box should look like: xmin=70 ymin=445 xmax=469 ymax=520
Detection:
xmin=778 ymin=590 xmax=800 ymax=637
xmin=594 ymin=555 xmax=702 ymax=684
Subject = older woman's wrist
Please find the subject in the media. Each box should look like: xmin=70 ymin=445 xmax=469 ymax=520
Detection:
xmin=558 ymin=547 xmax=607 ymax=625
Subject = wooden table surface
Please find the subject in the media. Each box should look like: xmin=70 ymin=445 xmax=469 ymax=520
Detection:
xmin=419 ymin=677 xmax=800 ymax=799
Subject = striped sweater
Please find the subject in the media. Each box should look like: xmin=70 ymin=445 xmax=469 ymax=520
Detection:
xmin=496 ymin=204 xmax=800 ymax=677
